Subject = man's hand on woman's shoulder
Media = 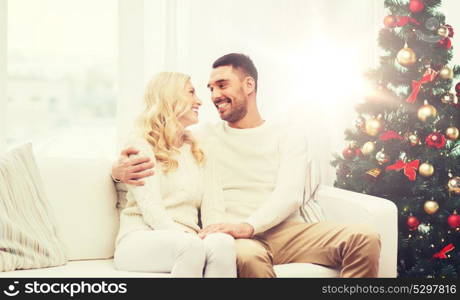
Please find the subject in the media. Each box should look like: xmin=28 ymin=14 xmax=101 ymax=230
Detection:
xmin=111 ymin=147 xmax=155 ymax=186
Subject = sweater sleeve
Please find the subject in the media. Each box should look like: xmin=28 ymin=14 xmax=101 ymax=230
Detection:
xmin=124 ymin=136 xmax=181 ymax=231
xmin=200 ymin=140 xmax=227 ymax=228
xmin=245 ymin=128 xmax=309 ymax=234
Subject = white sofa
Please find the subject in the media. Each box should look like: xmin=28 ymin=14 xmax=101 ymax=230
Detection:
xmin=0 ymin=154 xmax=398 ymax=278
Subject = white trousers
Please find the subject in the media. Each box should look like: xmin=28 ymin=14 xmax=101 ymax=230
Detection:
xmin=114 ymin=230 xmax=237 ymax=278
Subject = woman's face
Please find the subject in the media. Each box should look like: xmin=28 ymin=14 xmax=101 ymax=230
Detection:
xmin=178 ymin=81 xmax=202 ymax=128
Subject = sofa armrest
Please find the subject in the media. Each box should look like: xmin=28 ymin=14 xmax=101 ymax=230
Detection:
xmin=314 ymin=185 xmax=398 ymax=278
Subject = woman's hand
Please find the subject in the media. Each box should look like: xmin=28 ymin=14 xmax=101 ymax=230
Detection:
xmin=198 ymin=223 xmax=254 ymax=239
xmin=111 ymin=147 xmax=155 ymax=186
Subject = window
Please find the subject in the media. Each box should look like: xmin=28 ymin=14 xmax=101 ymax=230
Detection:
xmin=5 ymin=0 xmax=118 ymax=157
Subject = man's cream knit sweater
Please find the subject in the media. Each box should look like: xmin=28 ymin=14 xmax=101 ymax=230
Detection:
xmin=195 ymin=120 xmax=309 ymax=235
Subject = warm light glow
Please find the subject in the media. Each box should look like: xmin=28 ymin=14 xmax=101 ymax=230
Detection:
xmin=283 ymin=35 xmax=370 ymax=119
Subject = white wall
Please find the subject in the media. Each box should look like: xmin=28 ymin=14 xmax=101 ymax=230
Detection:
xmin=120 ymin=0 xmax=386 ymax=185
xmin=440 ymin=1 xmax=460 ymax=66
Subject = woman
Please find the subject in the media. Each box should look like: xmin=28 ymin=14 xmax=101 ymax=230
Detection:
xmin=114 ymin=72 xmax=236 ymax=277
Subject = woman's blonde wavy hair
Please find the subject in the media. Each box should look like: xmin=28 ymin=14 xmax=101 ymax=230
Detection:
xmin=136 ymin=72 xmax=205 ymax=174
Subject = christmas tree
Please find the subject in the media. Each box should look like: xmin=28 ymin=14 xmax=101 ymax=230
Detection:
xmin=332 ymin=0 xmax=460 ymax=278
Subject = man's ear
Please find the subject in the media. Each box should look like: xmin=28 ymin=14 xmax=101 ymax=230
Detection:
xmin=244 ymin=76 xmax=256 ymax=95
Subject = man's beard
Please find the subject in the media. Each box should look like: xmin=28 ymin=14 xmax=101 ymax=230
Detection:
xmin=222 ymin=97 xmax=248 ymax=123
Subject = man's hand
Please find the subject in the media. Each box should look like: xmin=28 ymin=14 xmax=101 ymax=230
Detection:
xmin=111 ymin=147 xmax=155 ymax=186
xmin=198 ymin=223 xmax=254 ymax=239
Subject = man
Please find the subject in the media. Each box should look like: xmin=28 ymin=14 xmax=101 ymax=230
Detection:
xmin=112 ymin=53 xmax=381 ymax=277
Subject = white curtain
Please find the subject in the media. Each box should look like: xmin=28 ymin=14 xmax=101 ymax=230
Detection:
xmin=0 ymin=0 xmax=7 ymax=150
xmin=118 ymin=0 xmax=459 ymax=185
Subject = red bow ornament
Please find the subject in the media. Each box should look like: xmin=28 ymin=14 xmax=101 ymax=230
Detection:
xmin=406 ymin=69 xmax=438 ymax=104
xmin=386 ymin=159 xmax=420 ymax=181
xmin=432 ymin=243 xmax=455 ymax=259
xmin=379 ymin=130 xmax=404 ymax=141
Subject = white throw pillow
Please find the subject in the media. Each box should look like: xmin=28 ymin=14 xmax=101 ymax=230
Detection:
xmin=0 ymin=144 xmax=67 ymax=272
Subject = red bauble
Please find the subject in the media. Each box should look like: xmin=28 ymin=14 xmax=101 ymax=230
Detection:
xmin=438 ymin=37 xmax=452 ymax=50
xmin=342 ymin=147 xmax=362 ymax=160
xmin=384 ymin=15 xmax=397 ymax=28
xmin=342 ymin=147 xmax=355 ymax=160
xmin=455 ymin=82 xmax=460 ymax=94
xmin=447 ymin=212 xmax=460 ymax=229
xmin=425 ymin=132 xmax=447 ymax=149
xmin=407 ymin=216 xmax=420 ymax=231
xmin=409 ymin=0 xmax=425 ymax=13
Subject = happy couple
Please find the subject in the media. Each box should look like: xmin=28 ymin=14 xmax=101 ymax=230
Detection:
xmin=111 ymin=53 xmax=381 ymax=278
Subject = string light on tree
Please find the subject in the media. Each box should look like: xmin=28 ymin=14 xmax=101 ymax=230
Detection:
xmin=440 ymin=92 xmax=457 ymax=105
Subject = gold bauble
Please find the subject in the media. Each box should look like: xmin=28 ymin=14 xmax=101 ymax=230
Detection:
xmin=397 ymin=46 xmax=417 ymax=67
xmin=365 ymin=118 xmax=383 ymax=136
xmin=439 ymin=66 xmax=453 ymax=80
xmin=361 ymin=142 xmax=376 ymax=156
xmin=438 ymin=26 xmax=449 ymax=38
xmin=419 ymin=163 xmax=434 ymax=177
xmin=424 ymin=200 xmax=439 ymax=215
xmin=446 ymin=127 xmax=459 ymax=140
xmin=448 ymin=176 xmax=460 ymax=195
xmin=417 ymin=101 xmax=437 ymax=122
xmin=440 ymin=92 xmax=458 ymax=105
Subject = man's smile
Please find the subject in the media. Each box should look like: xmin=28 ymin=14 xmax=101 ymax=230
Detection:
xmin=214 ymin=98 xmax=232 ymax=113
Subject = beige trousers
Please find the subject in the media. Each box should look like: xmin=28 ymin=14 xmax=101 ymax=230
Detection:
xmin=236 ymin=221 xmax=381 ymax=278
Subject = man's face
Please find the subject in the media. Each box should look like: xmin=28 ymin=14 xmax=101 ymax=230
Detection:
xmin=207 ymin=66 xmax=248 ymax=123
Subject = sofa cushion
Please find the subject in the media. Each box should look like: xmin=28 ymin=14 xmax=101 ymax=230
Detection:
xmin=0 ymin=144 xmax=67 ymax=272
xmin=0 ymin=259 xmax=339 ymax=278
xmin=35 ymin=155 xmax=119 ymax=261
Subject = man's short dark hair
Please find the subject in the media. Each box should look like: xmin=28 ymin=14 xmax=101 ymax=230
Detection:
xmin=212 ymin=53 xmax=258 ymax=91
